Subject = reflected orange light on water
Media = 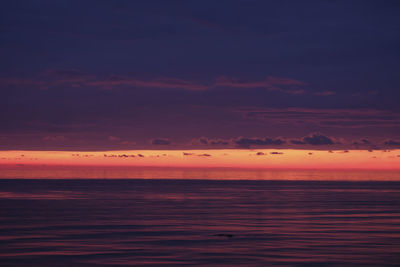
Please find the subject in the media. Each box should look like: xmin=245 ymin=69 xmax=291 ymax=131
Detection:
xmin=1 ymin=165 xmax=400 ymax=180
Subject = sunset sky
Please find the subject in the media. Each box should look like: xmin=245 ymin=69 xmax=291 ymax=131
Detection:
xmin=1 ymin=1 xmax=400 ymax=169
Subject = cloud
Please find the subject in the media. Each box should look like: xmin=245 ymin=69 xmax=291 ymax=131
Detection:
xmin=256 ymin=152 xmax=265 ymax=156
xmin=183 ymin=152 xmax=211 ymax=157
xmin=87 ymin=76 xmax=208 ymax=91
xmin=109 ymin=136 xmax=136 ymax=146
xmin=0 ymin=72 xmax=208 ymax=91
xmin=235 ymin=137 xmax=285 ymax=148
xmin=215 ymin=76 xmax=306 ymax=94
xmin=314 ymin=91 xmax=335 ymax=96
xmin=384 ymin=140 xmax=400 ymax=146
xmin=291 ymin=133 xmax=334 ymax=146
xmin=192 ymin=137 xmax=230 ymax=146
xmin=151 ymin=138 xmax=171 ymax=145
xmin=215 ymin=76 xmax=304 ymax=87
xmin=0 ymin=70 xmax=95 ymax=90
xmin=1 ymin=71 xmax=309 ymax=96
xmin=41 ymin=69 xmax=96 ymax=84
xmin=270 ymin=152 xmax=284 ymax=155
xmin=120 ymin=141 xmax=136 ymax=145
xmin=353 ymin=139 xmax=372 ymax=147
xmin=290 ymin=140 xmax=306 ymax=145
xmin=43 ymin=135 xmax=67 ymax=141
xmin=198 ymin=138 xmax=208 ymax=145
xmin=104 ymin=154 xmax=136 ymax=158
xmin=361 ymin=139 xmax=371 ymax=144
xmin=109 ymin=136 xmax=121 ymax=141
xmin=303 ymin=134 xmax=334 ymax=145
xmin=238 ymin=108 xmax=400 ymax=128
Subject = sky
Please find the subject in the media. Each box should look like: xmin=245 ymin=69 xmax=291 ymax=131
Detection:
xmin=1 ymin=0 xmax=400 ymax=152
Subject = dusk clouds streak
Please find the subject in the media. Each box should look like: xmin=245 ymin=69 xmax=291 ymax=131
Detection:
xmin=0 ymin=71 xmax=306 ymax=94
xmin=214 ymin=76 xmax=306 ymax=94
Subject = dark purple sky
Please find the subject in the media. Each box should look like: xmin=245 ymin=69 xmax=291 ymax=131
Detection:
xmin=1 ymin=0 xmax=400 ymax=150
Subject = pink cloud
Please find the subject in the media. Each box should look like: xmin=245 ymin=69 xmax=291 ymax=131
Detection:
xmin=87 ymin=76 xmax=208 ymax=91
xmin=120 ymin=141 xmax=136 ymax=145
xmin=315 ymin=91 xmax=335 ymax=96
xmin=43 ymin=135 xmax=67 ymax=141
xmin=214 ymin=76 xmax=306 ymax=94
xmin=1 ymin=71 xmax=306 ymax=94
xmin=108 ymin=136 xmax=121 ymax=141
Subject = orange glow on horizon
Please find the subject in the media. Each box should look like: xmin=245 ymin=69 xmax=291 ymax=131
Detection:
xmin=0 ymin=149 xmax=399 ymax=170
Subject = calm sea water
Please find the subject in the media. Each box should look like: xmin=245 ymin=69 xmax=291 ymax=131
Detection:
xmin=1 ymin=178 xmax=400 ymax=266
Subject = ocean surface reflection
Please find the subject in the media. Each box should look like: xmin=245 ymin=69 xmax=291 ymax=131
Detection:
xmin=1 ymin=178 xmax=400 ymax=266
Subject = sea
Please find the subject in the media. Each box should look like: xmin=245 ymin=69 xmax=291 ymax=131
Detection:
xmin=0 ymin=168 xmax=400 ymax=266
